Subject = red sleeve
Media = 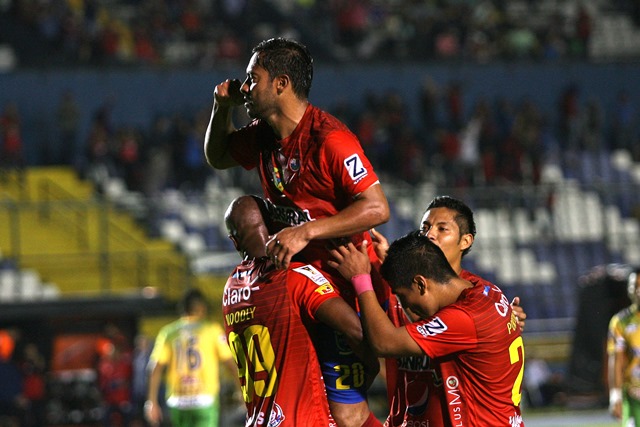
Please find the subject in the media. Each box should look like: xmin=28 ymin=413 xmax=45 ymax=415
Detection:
xmin=321 ymin=130 xmax=380 ymax=198
xmin=286 ymin=264 xmax=340 ymax=322
xmin=227 ymin=120 xmax=267 ymax=170
xmin=406 ymin=306 xmax=478 ymax=359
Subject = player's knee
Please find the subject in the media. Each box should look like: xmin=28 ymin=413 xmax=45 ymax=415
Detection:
xmin=329 ymin=400 xmax=370 ymax=427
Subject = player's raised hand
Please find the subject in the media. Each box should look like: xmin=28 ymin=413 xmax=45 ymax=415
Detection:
xmin=369 ymin=228 xmax=389 ymax=262
xmin=214 ymin=79 xmax=244 ymax=107
xmin=328 ymin=241 xmax=372 ymax=280
xmin=511 ymin=296 xmax=527 ymax=330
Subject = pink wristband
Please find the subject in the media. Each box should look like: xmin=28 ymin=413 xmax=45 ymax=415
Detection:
xmin=351 ymin=274 xmax=374 ymax=296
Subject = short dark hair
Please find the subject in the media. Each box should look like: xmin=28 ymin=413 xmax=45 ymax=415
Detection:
xmin=252 ymin=37 xmax=313 ymax=99
xmin=425 ymin=195 xmax=476 ymax=257
xmin=381 ymin=231 xmax=458 ymax=290
xmin=178 ymin=288 xmax=208 ymax=315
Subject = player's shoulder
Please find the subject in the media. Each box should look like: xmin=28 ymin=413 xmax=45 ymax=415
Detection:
xmin=614 ymin=305 xmax=639 ymax=324
xmin=461 ymin=269 xmax=495 ymax=288
xmin=287 ymin=263 xmax=338 ymax=298
xmin=289 ymin=263 xmax=332 ymax=284
xmin=309 ymin=106 xmax=355 ymax=138
xmin=157 ymin=319 xmax=183 ymax=338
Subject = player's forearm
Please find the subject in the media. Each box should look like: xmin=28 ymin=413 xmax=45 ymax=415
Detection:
xmin=146 ymin=362 xmax=163 ymax=403
xmin=302 ymin=187 xmax=389 ymax=241
xmin=204 ymin=101 xmax=237 ymax=169
xmin=358 ymin=291 xmax=404 ymax=358
xmin=613 ymin=351 xmax=625 ymax=390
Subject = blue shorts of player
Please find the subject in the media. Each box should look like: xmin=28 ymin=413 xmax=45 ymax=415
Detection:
xmin=314 ymin=323 xmax=369 ymax=404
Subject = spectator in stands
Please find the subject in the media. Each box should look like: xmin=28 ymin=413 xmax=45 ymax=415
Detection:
xmin=97 ymin=326 xmax=133 ymax=427
xmin=418 ymin=76 xmax=440 ymax=138
xmin=611 ymin=90 xmax=637 ymax=158
xmin=116 ymin=126 xmax=143 ymax=192
xmin=575 ymin=5 xmax=592 ymax=58
xmin=55 ymin=90 xmax=80 ymax=166
xmin=608 ymin=267 xmax=640 ymax=425
xmin=83 ymin=117 xmax=115 ymax=184
xmin=142 ymin=115 xmax=173 ymax=197
xmin=131 ymin=334 xmax=152 ymax=427
xmin=558 ymin=84 xmax=581 ymax=151
xmin=19 ymin=343 xmax=47 ymax=427
xmin=512 ymin=99 xmax=544 ymax=184
xmin=580 ymin=98 xmax=605 ymax=152
xmin=0 ymin=328 xmax=26 ymax=427
xmin=0 ymin=102 xmax=24 ymax=184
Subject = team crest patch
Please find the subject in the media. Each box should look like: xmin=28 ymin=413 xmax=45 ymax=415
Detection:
xmin=446 ymin=376 xmax=459 ymax=389
xmin=268 ymin=402 xmax=285 ymax=427
xmin=293 ymin=265 xmax=330 ymax=285
xmin=289 ymin=157 xmax=300 ymax=172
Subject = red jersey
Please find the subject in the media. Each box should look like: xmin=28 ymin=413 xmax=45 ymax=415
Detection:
xmin=384 ymin=293 xmax=445 ymax=427
xmin=222 ymin=258 xmax=340 ymax=427
xmin=383 ymin=270 xmax=480 ymax=427
xmin=228 ymin=104 xmax=388 ymax=307
xmin=97 ymin=350 xmax=132 ymax=405
xmin=404 ymin=276 xmax=525 ymax=427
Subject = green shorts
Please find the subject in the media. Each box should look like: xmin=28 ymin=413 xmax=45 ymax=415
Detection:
xmin=169 ymin=400 xmax=220 ymax=427
xmin=623 ymin=391 xmax=640 ymax=426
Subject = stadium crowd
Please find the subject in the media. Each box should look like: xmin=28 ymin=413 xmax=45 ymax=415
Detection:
xmin=2 ymin=0 xmax=640 ymax=194
xmin=2 ymin=74 xmax=637 ymax=197
xmin=1 ymin=0 xmax=609 ymax=67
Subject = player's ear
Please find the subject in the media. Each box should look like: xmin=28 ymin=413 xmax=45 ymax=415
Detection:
xmin=228 ymin=234 xmax=240 ymax=252
xmin=414 ymin=275 xmax=427 ymax=294
xmin=460 ymin=233 xmax=473 ymax=252
xmin=275 ymin=74 xmax=290 ymax=94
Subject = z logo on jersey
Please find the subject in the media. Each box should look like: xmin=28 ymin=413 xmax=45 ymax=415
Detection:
xmin=344 ymin=154 xmax=368 ymax=183
xmin=416 ymin=317 xmax=448 ymax=337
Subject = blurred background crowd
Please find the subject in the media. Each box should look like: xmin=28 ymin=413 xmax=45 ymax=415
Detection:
xmin=0 ymin=0 xmax=609 ymax=67
xmin=1 ymin=0 xmax=640 ymax=194
xmin=2 ymin=0 xmax=640 ymax=426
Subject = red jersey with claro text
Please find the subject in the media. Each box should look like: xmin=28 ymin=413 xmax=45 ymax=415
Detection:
xmin=228 ymin=104 xmax=387 ymax=306
xmin=404 ymin=278 xmax=525 ymax=427
xmin=222 ymin=258 xmax=339 ymax=427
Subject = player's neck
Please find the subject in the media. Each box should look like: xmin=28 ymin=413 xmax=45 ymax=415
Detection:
xmin=270 ymin=100 xmax=309 ymax=140
xmin=441 ymin=278 xmax=473 ymax=307
xmin=452 ymin=263 xmax=463 ymax=275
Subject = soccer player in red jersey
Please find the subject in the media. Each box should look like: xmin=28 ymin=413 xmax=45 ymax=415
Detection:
xmin=371 ymin=196 xmax=526 ymax=426
xmin=205 ymin=37 xmax=388 ymax=426
xmin=222 ymin=195 xmax=379 ymax=427
xmin=329 ymin=234 xmax=525 ymax=427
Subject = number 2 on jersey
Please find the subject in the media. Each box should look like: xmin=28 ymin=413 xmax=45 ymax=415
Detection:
xmin=509 ymin=336 xmax=525 ymax=406
xmin=228 ymin=325 xmax=278 ymax=403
